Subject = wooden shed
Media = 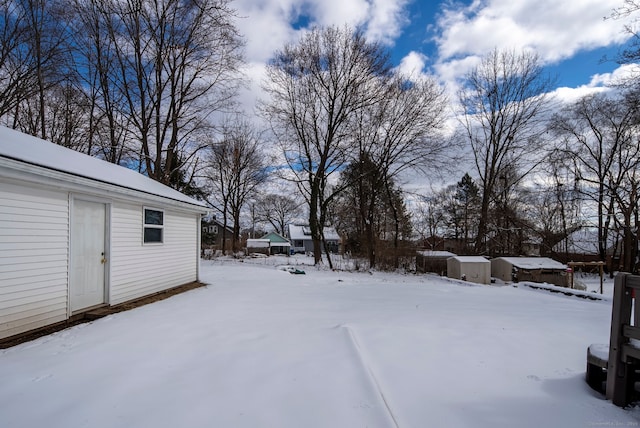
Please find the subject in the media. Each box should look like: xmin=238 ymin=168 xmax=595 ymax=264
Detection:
xmin=447 ymin=256 xmax=491 ymax=284
xmin=491 ymin=257 xmax=569 ymax=287
xmin=0 ymin=127 xmax=208 ymax=340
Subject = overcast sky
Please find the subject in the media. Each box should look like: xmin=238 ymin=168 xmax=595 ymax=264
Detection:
xmin=232 ymin=0 xmax=637 ymax=114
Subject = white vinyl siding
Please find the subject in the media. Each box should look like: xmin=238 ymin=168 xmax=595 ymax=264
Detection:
xmin=110 ymin=202 xmax=198 ymax=304
xmin=0 ymin=182 xmax=69 ymax=339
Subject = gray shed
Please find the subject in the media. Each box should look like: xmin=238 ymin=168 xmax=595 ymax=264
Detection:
xmin=447 ymin=256 xmax=491 ymax=284
xmin=491 ymin=257 xmax=569 ymax=287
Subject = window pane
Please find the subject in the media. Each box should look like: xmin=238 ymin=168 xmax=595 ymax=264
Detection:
xmin=145 ymin=209 xmax=163 ymax=225
xmin=144 ymin=227 xmax=163 ymax=243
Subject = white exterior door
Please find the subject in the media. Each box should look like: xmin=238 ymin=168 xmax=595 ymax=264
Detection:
xmin=71 ymin=199 xmax=106 ymax=311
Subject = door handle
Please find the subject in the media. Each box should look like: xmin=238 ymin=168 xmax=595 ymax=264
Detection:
xmin=101 ymin=258 xmax=107 ymax=264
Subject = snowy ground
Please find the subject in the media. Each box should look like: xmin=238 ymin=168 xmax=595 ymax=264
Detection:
xmin=1 ymin=256 xmax=638 ymax=428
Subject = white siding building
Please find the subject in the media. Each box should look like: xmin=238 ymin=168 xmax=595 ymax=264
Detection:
xmin=447 ymin=256 xmax=491 ymax=285
xmin=0 ymin=127 xmax=208 ymax=340
xmin=287 ymin=224 xmax=340 ymax=254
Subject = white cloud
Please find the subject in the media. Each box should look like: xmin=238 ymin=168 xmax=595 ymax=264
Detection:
xmin=588 ymin=63 xmax=640 ymax=86
xmin=434 ymin=0 xmax=633 ymax=65
xmin=232 ymin=0 xmax=638 ymax=126
xmin=232 ymin=0 xmax=415 ymax=119
xmin=237 ymin=62 xmax=269 ymax=116
xmin=551 ymin=63 xmax=640 ymax=103
xmin=396 ymin=51 xmax=428 ymax=77
xmin=427 ymin=0 xmax=638 ymax=106
xmin=235 ymin=0 xmax=412 ymax=66
xmin=234 ymin=0 xmax=305 ymax=63
xmin=363 ymin=0 xmax=411 ymax=45
xmin=306 ymin=0 xmax=370 ymax=27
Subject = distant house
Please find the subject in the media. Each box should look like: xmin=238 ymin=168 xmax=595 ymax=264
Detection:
xmin=287 ymin=224 xmax=340 ymax=254
xmin=491 ymin=257 xmax=569 ymax=287
xmin=0 ymin=126 xmax=208 ymax=341
xmin=416 ymin=250 xmax=456 ymax=275
xmin=447 ymin=256 xmax=491 ymax=285
xmin=201 ymin=216 xmax=234 ymax=253
xmin=246 ymin=232 xmax=291 ymax=256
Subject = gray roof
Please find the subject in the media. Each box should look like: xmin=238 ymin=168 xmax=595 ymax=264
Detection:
xmin=288 ymin=224 xmax=340 ymax=241
xmin=260 ymin=232 xmax=291 ymax=244
xmin=0 ymin=126 xmax=206 ymax=209
xmin=417 ymin=250 xmax=456 ymax=258
xmin=495 ymin=257 xmax=567 ymax=270
xmin=449 ymin=256 xmax=490 ymax=263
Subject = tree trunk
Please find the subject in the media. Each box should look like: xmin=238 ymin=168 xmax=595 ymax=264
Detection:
xmin=475 ymin=191 xmax=490 ymax=254
xmin=309 ymin=184 xmax=322 ymax=265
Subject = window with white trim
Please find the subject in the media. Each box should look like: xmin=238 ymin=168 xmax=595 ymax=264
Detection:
xmin=143 ymin=208 xmax=164 ymax=244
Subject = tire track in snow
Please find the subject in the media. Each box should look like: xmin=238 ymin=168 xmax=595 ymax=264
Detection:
xmin=337 ymin=324 xmax=400 ymax=428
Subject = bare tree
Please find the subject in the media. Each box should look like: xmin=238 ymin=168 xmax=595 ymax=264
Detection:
xmin=262 ymin=25 xmax=392 ymax=266
xmin=17 ymin=82 xmax=88 ymax=151
xmin=17 ymin=0 xmax=70 ymax=139
xmin=68 ymin=0 xmax=132 ymax=163
xmin=332 ymin=162 xmax=413 ymax=267
xmin=412 ymin=192 xmax=448 ymax=247
xmin=0 ymin=0 xmax=69 ymax=130
xmin=528 ymin=150 xmax=583 ymax=258
xmin=0 ymin=0 xmax=33 ymax=118
xmin=257 ymin=194 xmax=303 ymax=236
xmin=550 ymin=92 xmax=640 ymax=270
xmin=206 ymin=120 xmax=267 ymax=253
xmin=458 ymin=48 xmax=556 ymax=254
xmin=101 ymin=0 xmax=244 ymax=188
xmin=348 ymin=75 xmax=449 ymax=267
xmin=610 ymin=1 xmax=640 ymax=65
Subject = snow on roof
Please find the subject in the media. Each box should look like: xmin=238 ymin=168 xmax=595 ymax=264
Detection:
xmin=246 ymin=239 xmax=270 ymax=248
xmin=497 ymin=257 xmax=567 ymax=270
xmin=417 ymin=250 xmax=456 ymax=258
xmin=288 ymin=224 xmax=340 ymax=241
xmin=0 ymin=126 xmax=206 ymax=209
xmin=450 ymin=256 xmax=490 ymax=263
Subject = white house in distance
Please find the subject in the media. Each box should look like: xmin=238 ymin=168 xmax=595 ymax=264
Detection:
xmin=287 ymin=224 xmax=340 ymax=254
xmin=447 ymin=256 xmax=491 ymax=285
xmin=0 ymin=126 xmax=208 ymax=341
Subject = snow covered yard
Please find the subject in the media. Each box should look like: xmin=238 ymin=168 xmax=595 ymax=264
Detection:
xmin=1 ymin=259 xmax=638 ymax=428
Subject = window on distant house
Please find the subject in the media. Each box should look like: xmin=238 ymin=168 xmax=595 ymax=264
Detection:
xmin=143 ymin=208 xmax=164 ymax=244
